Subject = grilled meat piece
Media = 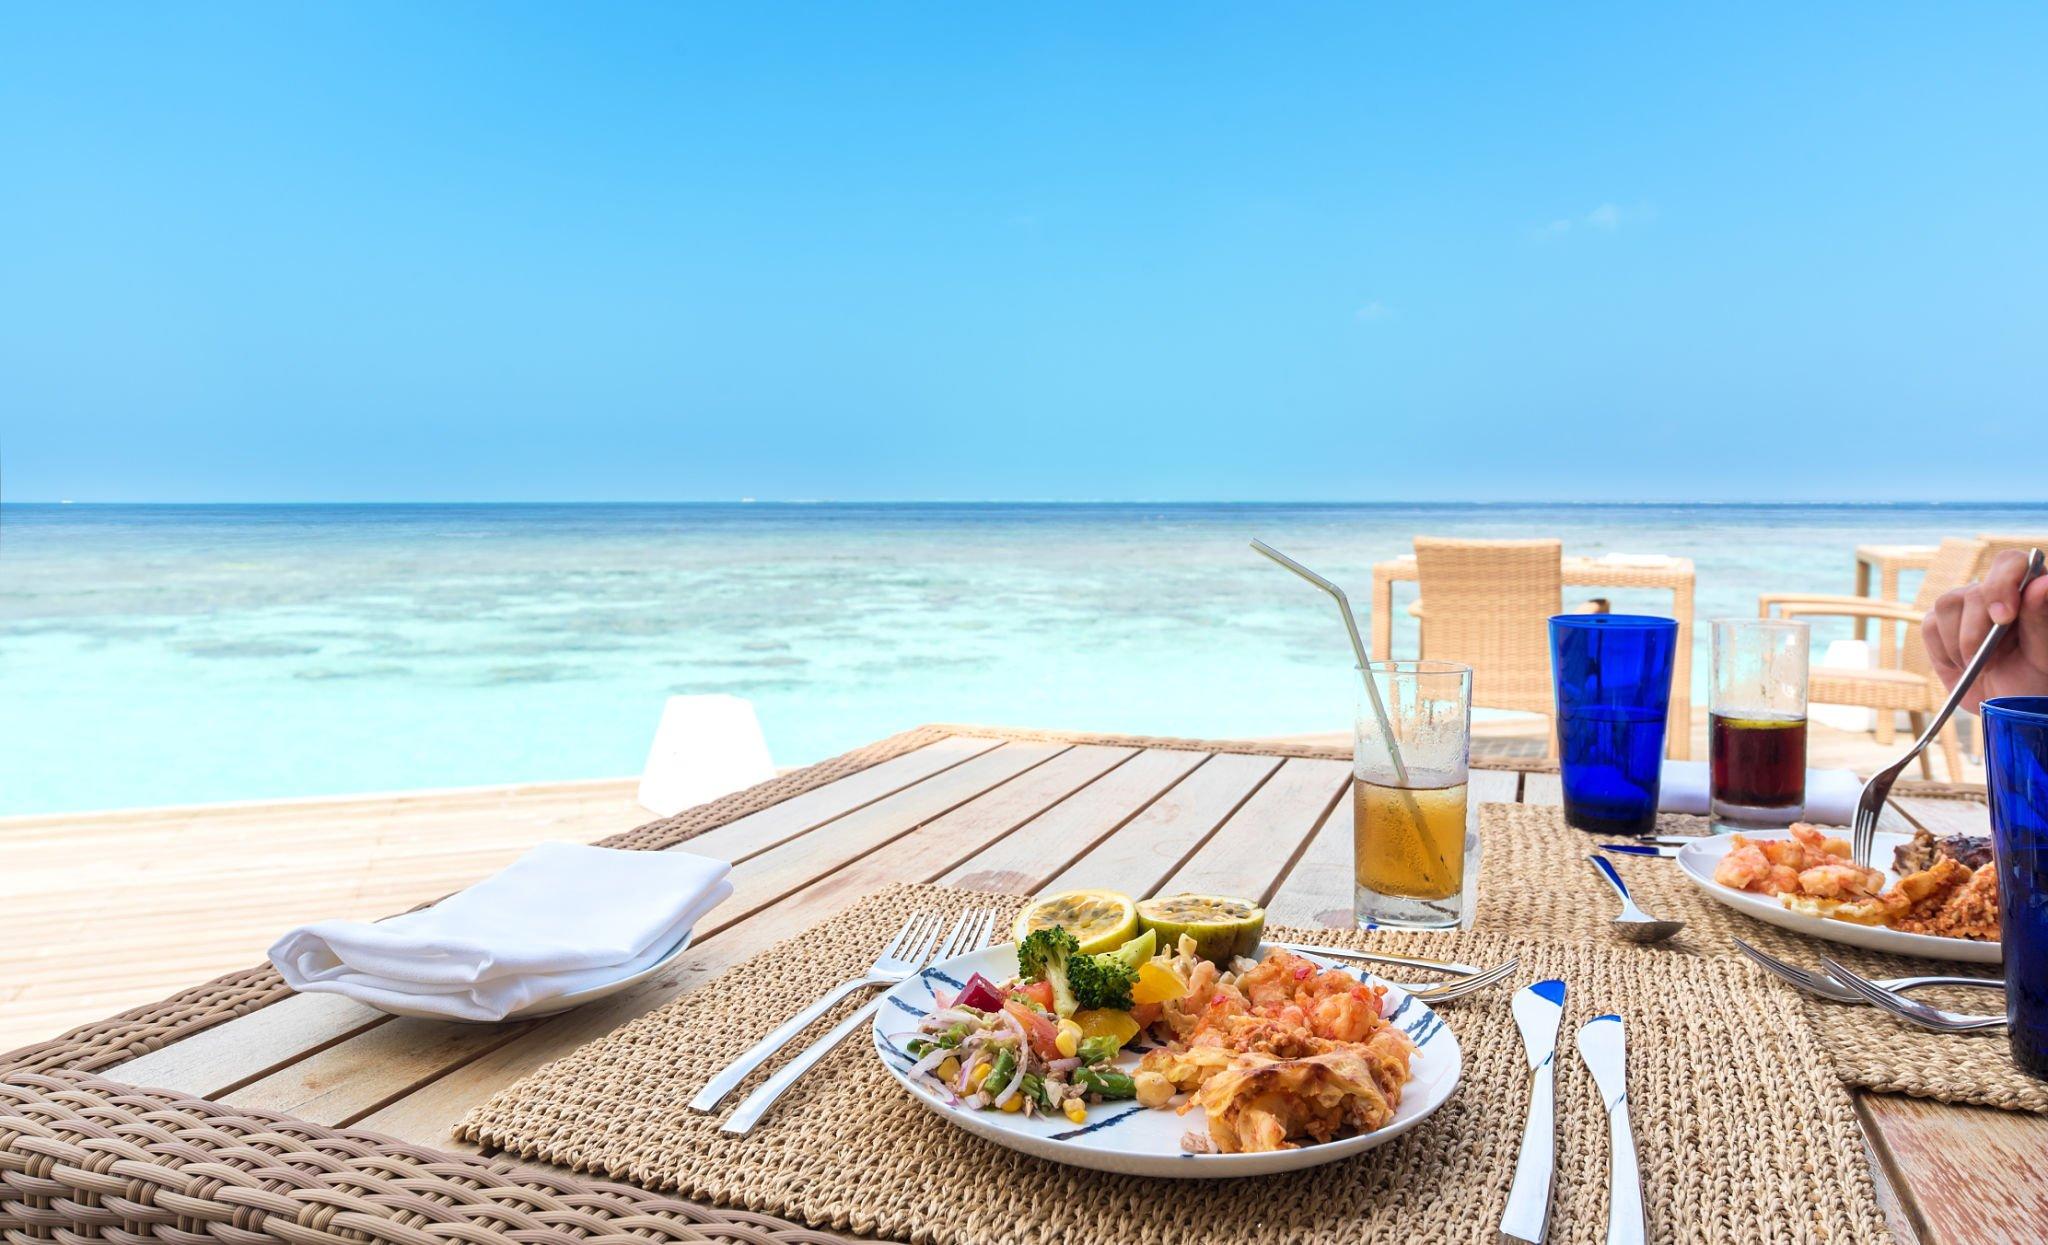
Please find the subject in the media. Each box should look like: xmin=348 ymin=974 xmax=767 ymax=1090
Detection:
xmin=1893 ymin=827 xmax=1996 ymax=875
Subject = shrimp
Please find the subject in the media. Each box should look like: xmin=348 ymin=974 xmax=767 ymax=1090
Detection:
xmin=1714 ymin=840 xmax=1774 ymax=889
xmin=1307 ymin=989 xmax=1383 ymax=1043
xmin=1790 ymin=822 xmax=1852 ymax=860
xmin=1761 ymin=865 xmax=1803 ymax=896
xmin=1796 ymin=861 xmax=1884 ymax=899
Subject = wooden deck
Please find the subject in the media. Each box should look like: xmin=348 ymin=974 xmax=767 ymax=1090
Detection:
xmin=0 ymin=778 xmax=647 ymax=1052
xmin=1 ymin=713 xmax=1979 ymax=1055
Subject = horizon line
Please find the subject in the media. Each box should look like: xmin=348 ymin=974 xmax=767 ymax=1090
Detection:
xmin=4 ymin=498 xmax=2045 ymax=509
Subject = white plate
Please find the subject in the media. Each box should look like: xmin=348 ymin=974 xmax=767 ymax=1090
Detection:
xmin=870 ymin=942 xmax=1463 ymax=1178
xmin=365 ymin=927 xmax=697 ymax=1021
xmin=1675 ymin=831 xmax=2000 ymax=964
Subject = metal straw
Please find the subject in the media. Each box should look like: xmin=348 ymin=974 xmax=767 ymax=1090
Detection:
xmin=1250 ymin=539 xmax=1410 ymax=784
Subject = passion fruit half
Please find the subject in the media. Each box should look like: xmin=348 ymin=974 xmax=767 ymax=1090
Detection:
xmin=1135 ymin=894 xmax=1266 ymax=966
xmin=1012 ymin=889 xmax=1140 ymax=955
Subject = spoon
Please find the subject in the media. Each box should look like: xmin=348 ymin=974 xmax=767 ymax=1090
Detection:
xmin=1586 ymin=854 xmax=1686 ymax=944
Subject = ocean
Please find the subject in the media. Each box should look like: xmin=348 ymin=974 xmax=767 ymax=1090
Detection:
xmin=3 ymin=502 xmax=2042 ymax=816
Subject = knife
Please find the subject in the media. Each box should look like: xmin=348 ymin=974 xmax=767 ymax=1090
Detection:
xmin=1577 ymin=1014 xmax=1645 ymax=1245
xmin=1499 ymin=979 xmax=1566 ymax=1243
xmin=1595 ymin=843 xmax=1681 ymax=858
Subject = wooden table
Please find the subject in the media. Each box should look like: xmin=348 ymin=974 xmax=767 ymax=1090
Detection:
xmin=1371 ymin=555 xmax=1696 ymax=759
xmin=93 ymin=725 xmax=2037 ymax=1245
xmin=1854 ymin=544 xmax=1938 ymax=642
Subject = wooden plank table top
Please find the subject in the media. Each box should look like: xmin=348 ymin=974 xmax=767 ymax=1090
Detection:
xmin=101 ymin=725 xmax=2038 ymax=1245
xmin=1370 ymin=554 xmax=1697 ymax=759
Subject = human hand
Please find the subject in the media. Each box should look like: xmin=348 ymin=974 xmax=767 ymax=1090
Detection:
xmin=1923 ymin=548 xmax=2048 ymax=710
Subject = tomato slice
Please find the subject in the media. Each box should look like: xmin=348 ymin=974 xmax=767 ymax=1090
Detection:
xmin=1005 ymin=1001 xmax=1062 ymax=1059
xmin=1016 ymin=980 xmax=1055 ymax=1011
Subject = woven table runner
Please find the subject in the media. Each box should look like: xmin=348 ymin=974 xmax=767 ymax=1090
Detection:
xmin=1473 ymin=802 xmax=2043 ymax=1113
xmin=462 ymin=883 xmax=1889 ymax=1245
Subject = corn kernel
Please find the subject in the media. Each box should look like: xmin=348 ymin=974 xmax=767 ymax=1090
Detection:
xmin=1055 ymin=1019 xmax=1082 ymax=1058
xmin=999 ymin=1093 xmax=1024 ymax=1113
xmin=968 ymin=1063 xmax=990 ymax=1089
xmin=1063 ymin=1099 xmax=1087 ymax=1124
xmin=937 ymin=1057 xmax=960 ymax=1083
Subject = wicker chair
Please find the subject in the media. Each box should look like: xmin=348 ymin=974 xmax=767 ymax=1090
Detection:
xmin=1412 ymin=537 xmax=1563 ymax=755
xmin=1757 ymin=536 xmax=1986 ymax=777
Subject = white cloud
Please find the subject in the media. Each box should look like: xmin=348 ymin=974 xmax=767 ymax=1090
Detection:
xmin=1530 ymin=201 xmax=1650 ymax=240
xmin=1354 ymin=301 xmax=1393 ymax=322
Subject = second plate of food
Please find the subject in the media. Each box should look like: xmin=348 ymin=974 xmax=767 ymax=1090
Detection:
xmin=1675 ymin=829 xmax=2000 ymax=964
xmin=871 ymin=940 xmax=1463 ymax=1178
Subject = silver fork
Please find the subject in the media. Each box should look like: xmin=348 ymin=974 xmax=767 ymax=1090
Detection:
xmin=721 ymin=908 xmax=999 ymax=1133
xmin=1849 ymin=546 xmax=2043 ymax=867
xmin=1269 ymin=941 xmax=1486 ymax=977
xmin=690 ymin=910 xmax=945 ymax=1112
xmin=1393 ymin=957 xmax=1519 ymax=1003
xmin=1819 ymin=954 xmax=2007 ymax=1032
xmin=1732 ymin=938 xmax=2003 ymax=1004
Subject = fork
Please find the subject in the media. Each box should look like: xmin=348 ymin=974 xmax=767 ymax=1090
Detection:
xmin=1819 ymin=954 xmax=2007 ymax=1032
xmin=690 ymin=910 xmax=946 ymax=1112
xmin=1849 ymin=547 xmax=2043 ymax=867
xmin=1732 ymin=938 xmax=2004 ymax=1006
xmin=1268 ymin=941 xmax=1486 ymax=977
xmin=1390 ymin=957 xmax=1519 ymax=1003
xmin=721 ymin=908 xmax=999 ymax=1133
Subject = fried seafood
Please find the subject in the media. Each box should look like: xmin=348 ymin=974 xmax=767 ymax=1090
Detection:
xmin=1138 ymin=943 xmax=1415 ymax=1152
xmin=1718 ymin=824 xmax=2001 ymax=940
xmin=1193 ymin=1048 xmax=1398 ymax=1153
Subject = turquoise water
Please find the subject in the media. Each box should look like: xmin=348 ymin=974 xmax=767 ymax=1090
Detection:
xmin=3 ymin=503 xmax=2043 ymax=815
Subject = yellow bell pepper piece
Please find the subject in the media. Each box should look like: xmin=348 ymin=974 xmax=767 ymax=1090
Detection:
xmin=1131 ymin=961 xmax=1188 ymax=1006
xmin=1073 ymin=1008 xmax=1141 ymax=1048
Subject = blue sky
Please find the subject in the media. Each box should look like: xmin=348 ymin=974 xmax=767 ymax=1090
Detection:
xmin=4 ymin=4 xmax=2045 ymax=502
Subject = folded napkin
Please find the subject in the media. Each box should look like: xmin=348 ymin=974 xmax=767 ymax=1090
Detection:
xmin=270 ymin=842 xmax=732 ymax=1022
xmin=1658 ymin=760 xmax=1862 ymax=826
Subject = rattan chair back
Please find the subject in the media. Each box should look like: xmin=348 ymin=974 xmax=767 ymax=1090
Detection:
xmin=1412 ymin=537 xmax=1563 ymax=722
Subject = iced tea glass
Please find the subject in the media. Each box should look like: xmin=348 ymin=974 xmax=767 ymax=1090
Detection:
xmin=1354 ymin=660 xmax=1472 ymax=929
xmin=1710 ymin=618 xmax=1810 ymax=829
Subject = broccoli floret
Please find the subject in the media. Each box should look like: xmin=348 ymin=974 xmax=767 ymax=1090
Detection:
xmin=1018 ymin=925 xmax=1146 ymax=1015
xmin=1065 ymin=952 xmax=1138 ymax=1012
xmin=1016 ymin=926 xmax=1079 ymax=981
xmin=1017 ymin=927 xmax=1082 ymax=1016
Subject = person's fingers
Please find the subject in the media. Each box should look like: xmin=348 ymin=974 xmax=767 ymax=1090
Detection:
xmin=1925 ymin=589 xmax=1967 ymax=682
xmin=1959 ymin=582 xmax=1998 ymax=659
xmin=1979 ymin=549 xmax=2028 ymax=626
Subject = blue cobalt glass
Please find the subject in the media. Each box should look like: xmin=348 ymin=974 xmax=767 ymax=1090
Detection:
xmin=1550 ymin=614 xmax=1678 ymax=835
xmin=1983 ymin=695 xmax=2048 ymax=1080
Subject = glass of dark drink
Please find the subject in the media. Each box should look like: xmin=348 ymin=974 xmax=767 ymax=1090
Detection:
xmin=1709 ymin=618 xmax=1809 ymax=828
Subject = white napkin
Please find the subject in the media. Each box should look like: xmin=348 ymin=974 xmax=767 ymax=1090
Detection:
xmin=269 ymin=842 xmax=732 ymax=1022
xmin=1657 ymin=760 xmax=1862 ymax=826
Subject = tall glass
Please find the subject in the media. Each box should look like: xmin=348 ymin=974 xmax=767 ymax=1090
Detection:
xmin=1550 ymin=614 xmax=1678 ymax=836
xmin=1983 ymin=696 xmax=2048 ymax=1080
xmin=1710 ymin=619 xmax=1809 ymax=829
xmin=1354 ymin=660 xmax=1472 ymax=930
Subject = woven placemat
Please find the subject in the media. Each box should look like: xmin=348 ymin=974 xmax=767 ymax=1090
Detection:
xmin=462 ymin=883 xmax=1890 ymax=1245
xmin=1473 ymin=802 xmax=2044 ymax=1113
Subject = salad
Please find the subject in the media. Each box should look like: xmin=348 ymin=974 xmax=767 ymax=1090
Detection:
xmin=902 ymin=925 xmax=1180 ymax=1125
